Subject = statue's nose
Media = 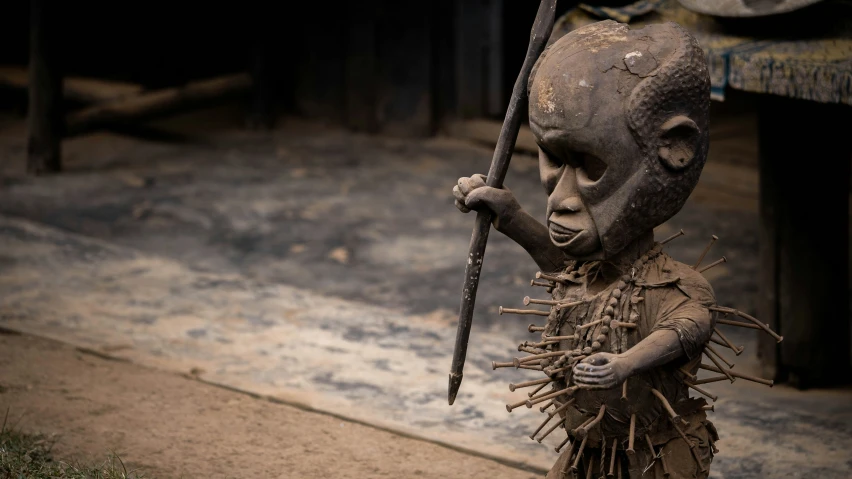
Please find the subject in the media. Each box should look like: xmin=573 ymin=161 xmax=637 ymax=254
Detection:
xmin=549 ymin=169 xmax=584 ymax=213
xmin=550 ymin=195 xmax=583 ymax=214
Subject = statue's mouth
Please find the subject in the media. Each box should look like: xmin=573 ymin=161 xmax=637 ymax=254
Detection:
xmin=548 ymin=221 xmax=580 ymax=245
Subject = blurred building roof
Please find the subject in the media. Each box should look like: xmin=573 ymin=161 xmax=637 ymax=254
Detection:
xmin=553 ymin=0 xmax=852 ymax=104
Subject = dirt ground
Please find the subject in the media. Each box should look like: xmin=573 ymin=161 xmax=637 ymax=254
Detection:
xmin=0 ymin=331 xmax=538 ymax=479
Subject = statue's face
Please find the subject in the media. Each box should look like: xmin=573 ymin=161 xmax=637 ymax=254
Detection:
xmin=528 ymin=21 xmax=709 ymax=261
xmin=530 ymin=46 xmax=643 ymax=260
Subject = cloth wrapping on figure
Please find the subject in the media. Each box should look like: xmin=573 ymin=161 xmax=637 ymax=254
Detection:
xmin=540 ymin=250 xmax=718 ymax=478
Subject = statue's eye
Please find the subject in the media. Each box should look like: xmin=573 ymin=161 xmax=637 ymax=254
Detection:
xmin=538 ymin=147 xmax=563 ymax=192
xmin=539 ymin=145 xmax=562 ymax=168
xmin=578 ymin=154 xmax=607 ymax=182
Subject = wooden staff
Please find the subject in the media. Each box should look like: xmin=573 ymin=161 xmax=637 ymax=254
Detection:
xmin=448 ymin=0 xmax=558 ymax=405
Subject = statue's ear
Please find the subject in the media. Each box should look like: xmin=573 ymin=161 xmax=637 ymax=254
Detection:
xmin=657 ymin=115 xmax=700 ymax=171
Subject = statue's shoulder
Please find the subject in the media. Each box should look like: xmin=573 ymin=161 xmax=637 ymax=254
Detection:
xmin=646 ymin=253 xmax=716 ymax=304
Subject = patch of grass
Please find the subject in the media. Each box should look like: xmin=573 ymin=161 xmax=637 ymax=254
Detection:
xmin=0 ymin=408 xmax=146 ymax=478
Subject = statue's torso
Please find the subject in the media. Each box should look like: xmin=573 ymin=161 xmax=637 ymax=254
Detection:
xmin=527 ymin=244 xmax=718 ymax=477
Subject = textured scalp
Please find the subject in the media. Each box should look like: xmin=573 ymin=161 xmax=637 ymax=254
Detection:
xmin=627 ymin=21 xmax=711 ymax=205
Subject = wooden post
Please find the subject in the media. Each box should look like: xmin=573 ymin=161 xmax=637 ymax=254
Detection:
xmin=757 ymin=96 xmax=780 ymax=381
xmin=26 ymin=0 xmax=63 ymax=175
xmin=246 ymin=5 xmax=275 ymax=130
xmin=454 ymin=0 xmax=487 ymax=119
xmin=345 ymin=0 xmax=379 ymax=133
xmin=293 ymin=6 xmax=346 ymax=124
xmin=757 ymin=96 xmax=852 ymax=388
xmin=432 ymin=0 xmax=457 ymax=129
xmin=375 ymin=0 xmax=434 ymax=137
xmin=485 ymin=0 xmax=504 ymax=117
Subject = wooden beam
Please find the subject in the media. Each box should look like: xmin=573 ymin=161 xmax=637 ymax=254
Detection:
xmin=0 ymin=66 xmax=142 ymax=104
xmin=65 ymin=73 xmax=252 ymax=137
xmin=26 ymin=0 xmax=62 ymax=175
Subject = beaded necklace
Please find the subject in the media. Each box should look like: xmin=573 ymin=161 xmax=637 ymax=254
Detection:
xmin=541 ymin=243 xmax=665 ymax=374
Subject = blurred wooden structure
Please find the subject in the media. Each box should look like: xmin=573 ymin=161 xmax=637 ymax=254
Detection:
xmin=10 ymin=0 xmax=582 ymax=173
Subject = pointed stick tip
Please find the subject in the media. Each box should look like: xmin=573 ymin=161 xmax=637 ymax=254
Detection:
xmin=448 ymin=373 xmax=462 ymax=405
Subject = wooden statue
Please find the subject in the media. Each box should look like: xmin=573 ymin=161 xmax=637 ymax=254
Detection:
xmin=452 ymin=20 xmax=782 ymax=478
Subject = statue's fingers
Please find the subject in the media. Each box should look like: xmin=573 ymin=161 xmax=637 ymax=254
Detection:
xmin=580 ymin=354 xmax=611 ymax=366
xmin=574 ymin=361 xmax=609 ymax=372
xmin=577 ymin=364 xmax=614 ymax=377
xmin=455 ymin=199 xmax=471 ymax=213
xmin=471 ymin=173 xmax=487 ymax=188
xmin=457 ymin=177 xmax=476 ymax=195
xmin=452 ymin=185 xmax=466 ymax=202
xmin=575 ymin=380 xmax=611 ymax=390
xmin=573 ymin=368 xmax=611 ymax=378
xmin=464 ymin=186 xmax=502 ymax=210
xmin=575 ymin=379 xmax=615 ymax=391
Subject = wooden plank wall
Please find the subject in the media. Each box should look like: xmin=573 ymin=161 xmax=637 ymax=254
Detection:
xmin=290 ymin=0 xmax=506 ymax=137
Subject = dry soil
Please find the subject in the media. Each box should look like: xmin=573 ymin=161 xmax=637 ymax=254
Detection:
xmin=0 ymin=331 xmax=538 ymax=479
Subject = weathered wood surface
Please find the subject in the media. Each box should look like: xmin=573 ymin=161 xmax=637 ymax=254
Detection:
xmin=552 ymin=0 xmax=852 ymax=105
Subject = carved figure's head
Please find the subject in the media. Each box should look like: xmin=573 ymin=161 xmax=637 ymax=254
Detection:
xmin=528 ymin=20 xmax=710 ymax=260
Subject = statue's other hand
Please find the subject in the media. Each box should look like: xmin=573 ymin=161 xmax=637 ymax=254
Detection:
xmin=572 ymin=353 xmax=632 ymax=390
xmin=452 ymin=174 xmax=520 ymax=223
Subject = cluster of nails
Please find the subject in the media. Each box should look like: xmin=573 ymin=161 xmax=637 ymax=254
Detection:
xmin=490 ymin=231 xmax=783 ymax=475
